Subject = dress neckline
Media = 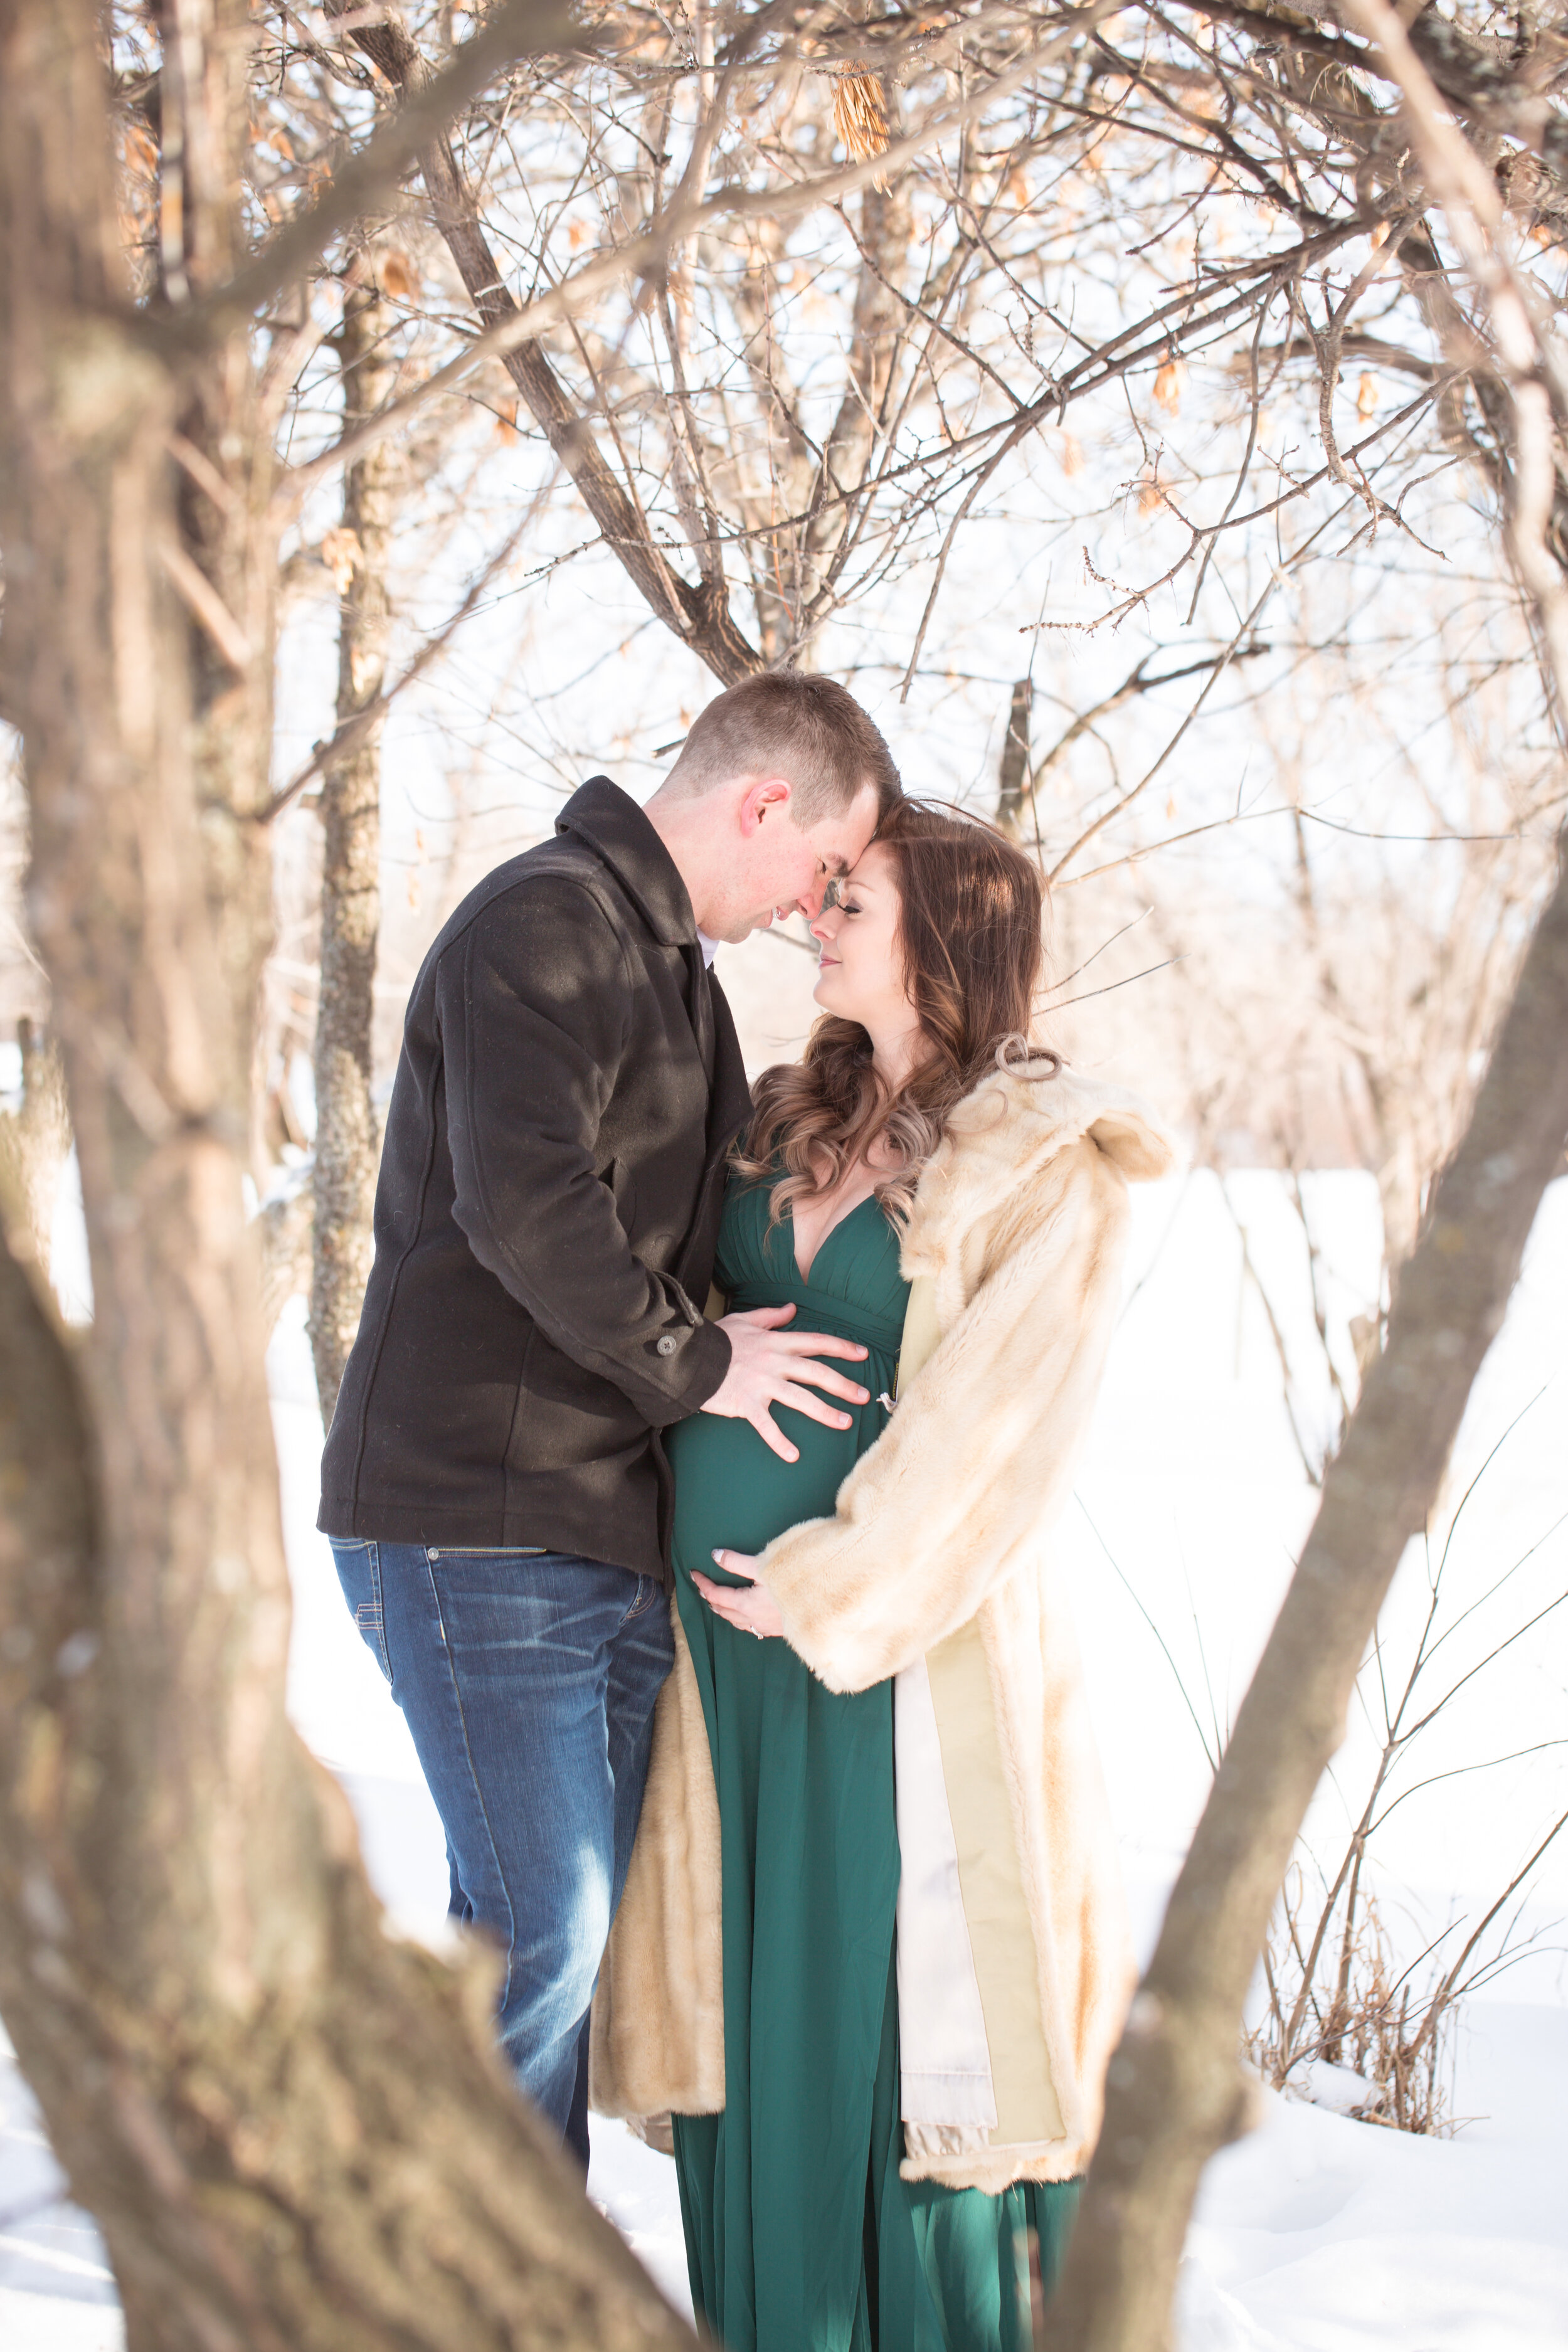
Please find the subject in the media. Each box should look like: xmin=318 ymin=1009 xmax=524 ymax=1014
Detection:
xmin=788 ymin=1190 xmax=885 ymax=1289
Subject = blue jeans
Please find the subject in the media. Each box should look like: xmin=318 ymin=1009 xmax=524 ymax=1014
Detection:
xmin=330 ymin=1540 xmax=673 ymax=2163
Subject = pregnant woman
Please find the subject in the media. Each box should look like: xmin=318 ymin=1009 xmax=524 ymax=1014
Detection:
xmin=590 ymin=800 xmax=1171 ymax=2350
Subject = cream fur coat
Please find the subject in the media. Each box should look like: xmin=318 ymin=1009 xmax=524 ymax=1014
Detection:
xmin=590 ymin=1059 xmax=1174 ymax=2191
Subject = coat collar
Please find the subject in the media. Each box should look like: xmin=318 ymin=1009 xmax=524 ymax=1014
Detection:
xmin=557 ymin=776 xmax=697 ymax=950
xmin=901 ymin=1057 xmax=1175 ymax=1273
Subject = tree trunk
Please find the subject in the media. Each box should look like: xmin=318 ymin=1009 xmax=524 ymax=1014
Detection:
xmin=259 ymin=1178 xmax=315 ymax=1340
xmin=1051 ymin=835 xmax=1568 ymax=2347
xmin=996 ymin=679 xmax=1033 ymax=835
xmin=310 ymin=273 xmax=393 ymax=1423
xmin=0 ymin=5 xmax=696 ymax=2344
xmin=0 ymin=1016 xmax=71 ymax=1277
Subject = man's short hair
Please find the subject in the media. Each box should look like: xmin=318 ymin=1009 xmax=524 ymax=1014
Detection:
xmin=664 ymin=672 xmax=901 ymax=826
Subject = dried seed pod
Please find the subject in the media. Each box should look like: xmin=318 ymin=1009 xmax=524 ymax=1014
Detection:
xmin=833 ymin=70 xmax=889 ymax=191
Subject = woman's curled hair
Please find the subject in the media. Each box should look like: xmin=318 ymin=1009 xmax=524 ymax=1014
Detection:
xmin=736 ymin=799 xmax=1051 ymax=1226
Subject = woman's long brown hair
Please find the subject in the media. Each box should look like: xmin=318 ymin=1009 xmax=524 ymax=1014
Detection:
xmin=736 ymin=800 xmax=1051 ymax=1225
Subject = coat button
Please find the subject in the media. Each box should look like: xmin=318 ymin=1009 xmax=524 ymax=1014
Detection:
xmin=655 ymin=1333 xmax=679 ymax=1356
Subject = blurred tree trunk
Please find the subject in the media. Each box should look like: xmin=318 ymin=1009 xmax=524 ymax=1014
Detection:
xmin=0 ymin=4 xmax=695 ymax=2344
xmin=310 ymin=270 xmax=394 ymax=1423
xmin=0 ymin=1017 xmax=70 ymax=1278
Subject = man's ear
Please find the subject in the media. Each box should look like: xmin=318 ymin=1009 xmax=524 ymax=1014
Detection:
xmin=737 ymin=775 xmax=794 ymax=835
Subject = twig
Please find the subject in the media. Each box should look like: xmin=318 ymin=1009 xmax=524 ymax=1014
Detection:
xmin=1076 ymin=1496 xmax=1219 ymax=1774
xmin=156 ymin=540 xmax=252 ymax=671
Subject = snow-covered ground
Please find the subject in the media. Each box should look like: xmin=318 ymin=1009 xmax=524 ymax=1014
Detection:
xmin=4 ymin=1173 xmax=1565 ymax=2348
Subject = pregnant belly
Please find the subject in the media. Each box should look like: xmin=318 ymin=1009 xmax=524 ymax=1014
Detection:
xmin=666 ymin=1399 xmax=872 ymax=1580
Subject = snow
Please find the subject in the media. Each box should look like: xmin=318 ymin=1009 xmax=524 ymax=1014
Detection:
xmin=0 ymin=2034 xmax=118 ymax=2345
xmin=1182 ymin=2070 xmax=1568 ymax=2351
xmin=3 ymin=1175 xmax=1564 ymax=2348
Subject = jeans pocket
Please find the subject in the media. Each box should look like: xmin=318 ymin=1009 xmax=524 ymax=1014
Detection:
xmin=622 ymin=1574 xmax=663 ymax=1624
xmin=331 ymin=1539 xmax=393 ymax=1686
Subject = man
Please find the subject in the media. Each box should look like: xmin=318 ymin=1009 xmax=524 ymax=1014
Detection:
xmin=319 ymin=670 xmax=899 ymax=2166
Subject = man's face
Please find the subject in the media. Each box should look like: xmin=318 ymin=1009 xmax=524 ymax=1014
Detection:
xmin=714 ymin=778 xmax=882 ymax=945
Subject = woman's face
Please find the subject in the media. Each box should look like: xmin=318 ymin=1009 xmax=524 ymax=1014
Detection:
xmin=808 ymin=842 xmax=919 ymax=1039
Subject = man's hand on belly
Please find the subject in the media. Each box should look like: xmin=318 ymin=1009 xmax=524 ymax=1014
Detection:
xmin=700 ymin=1303 xmax=869 ymax=1464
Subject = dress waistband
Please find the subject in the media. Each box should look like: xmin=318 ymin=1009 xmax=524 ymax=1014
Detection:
xmin=725 ymin=1287 xmax=907 ymax=1356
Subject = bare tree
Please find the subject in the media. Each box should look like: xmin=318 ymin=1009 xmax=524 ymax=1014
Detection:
xmin=324 ymin=0 xmax=764 ymax=683
xmin=1051 ymin=6 xmax=1568 ymax=2337
xmin=0 ymin=3 xmax=696 ymax=2342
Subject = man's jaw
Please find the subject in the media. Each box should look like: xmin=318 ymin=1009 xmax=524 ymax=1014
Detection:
xmin=718 ymin=906 xmax=777 ymax=946
xmin=714 ymin=896 xmax=817 ymax=945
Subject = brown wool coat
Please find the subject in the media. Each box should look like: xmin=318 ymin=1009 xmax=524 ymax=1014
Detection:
xmin=590 ymin=1060 xmax=1175 ymax=2190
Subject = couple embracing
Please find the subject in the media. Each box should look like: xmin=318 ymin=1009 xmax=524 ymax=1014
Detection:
xmin=319 ymin=670 xmax=1171 ymax=2352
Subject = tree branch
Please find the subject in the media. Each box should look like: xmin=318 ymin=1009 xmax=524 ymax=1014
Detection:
xmin=177 ymin=0 xmax=583 ymax=344
xmin=327 ymin=0 xmax=761 ymax=682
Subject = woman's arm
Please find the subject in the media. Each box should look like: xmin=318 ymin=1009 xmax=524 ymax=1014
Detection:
xmin=755 ymin=1138 xmax=1132 ymax=1692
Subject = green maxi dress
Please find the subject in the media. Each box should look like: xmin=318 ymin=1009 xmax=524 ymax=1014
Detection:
xmin=665 ymin=1174 xmax=1079 ymax=2352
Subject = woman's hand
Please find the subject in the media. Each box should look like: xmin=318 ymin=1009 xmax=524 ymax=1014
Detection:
xmin=692 ymin=1552 xmax=785 ymax=1640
